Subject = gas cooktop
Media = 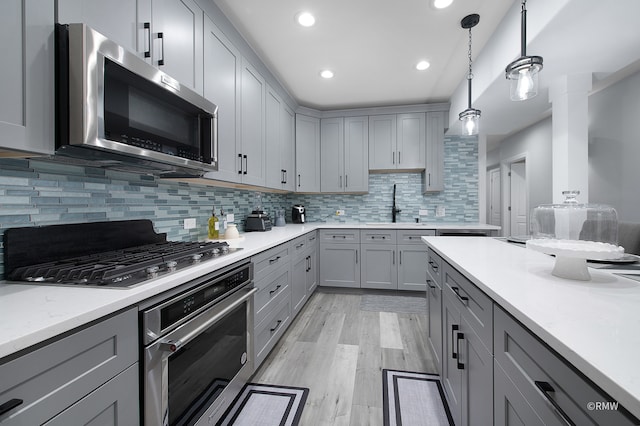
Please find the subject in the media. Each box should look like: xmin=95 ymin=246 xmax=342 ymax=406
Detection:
xmin=3 ymin=220 xmax=241 ymax=288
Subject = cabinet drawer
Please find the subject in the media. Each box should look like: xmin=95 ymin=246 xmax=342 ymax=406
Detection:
xmin=427 ymin=248 xmax=442 ymax=285
xmin=252 ymin=243 xmax=291 ymax=282
xmin=443 ymin=262 xmax=492 ymax=354
xmin=0 ymin=308 xmax=137 ymax=425
xmin=306 ymin=231 xmax=318 ymax=246
xmin=319 ymin=229 xmax=360 ymax=243
xmin=255 ymin=296 xmax=291 ymax=368
xmin=254 ymin=266 xmax=291 ymax=326
xmin=361 ymin=229 xmax=396 ymax=244
xmin=398 ymin=229 xmax=435 ymax=243
xmin=494 ymin=306 xmax=639 ymax=426
xmin=291 ymin=235 xmax=308 ymax=259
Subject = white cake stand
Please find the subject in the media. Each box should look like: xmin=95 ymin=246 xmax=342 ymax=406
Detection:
xmin=526 ymin=239 xmax=625 ymax=281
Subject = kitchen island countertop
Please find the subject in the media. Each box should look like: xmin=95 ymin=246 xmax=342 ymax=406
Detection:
xmin=0 ymin=222 xmax=496 ymax=360
xmin=422 ymin=236 xmax=640 ymax=420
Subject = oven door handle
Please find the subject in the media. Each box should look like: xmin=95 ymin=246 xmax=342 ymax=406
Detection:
xmin=161 ymin=287 xmax=257 ymax=352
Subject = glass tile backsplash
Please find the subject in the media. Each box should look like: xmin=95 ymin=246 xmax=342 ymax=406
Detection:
xmin=0 ymin=135 xmax=477 ymax=279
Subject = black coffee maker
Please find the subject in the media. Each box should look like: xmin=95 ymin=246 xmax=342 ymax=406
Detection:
xmin=292 ymin=205 xmax=306 ymax=223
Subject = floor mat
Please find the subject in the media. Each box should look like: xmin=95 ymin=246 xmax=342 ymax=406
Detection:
xmin=382 ymin=369 xmax=453 ymax=426
xmin=217 ymin=383 xmax=308 ymax=426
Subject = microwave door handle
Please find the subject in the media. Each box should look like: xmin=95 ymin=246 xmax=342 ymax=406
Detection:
xmin=161 ymin=287 xmax=257 ymax=352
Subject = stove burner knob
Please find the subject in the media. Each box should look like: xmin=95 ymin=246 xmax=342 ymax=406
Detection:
xmin=212 ymin=248 xmax=221 ymax=256
xmin=221 ymin=246 xmax=229 ymax=253
xmin=191 ymin=254 xmax=203 ymax=263
xmin=165 ymin=260 xmax=178 ymax=272
xmin=146 ymin=266 xmax=160 ymax=278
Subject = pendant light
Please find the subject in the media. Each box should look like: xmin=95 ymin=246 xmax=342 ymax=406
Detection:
xmin=505 ymin=0 xmax=543 ymax=101
xmin=458 ymin=14 xmax=481 ymax=136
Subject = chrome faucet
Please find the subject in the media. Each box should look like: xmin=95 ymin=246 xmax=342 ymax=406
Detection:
xmin=392 ymin=184 xmax=402 ymax=223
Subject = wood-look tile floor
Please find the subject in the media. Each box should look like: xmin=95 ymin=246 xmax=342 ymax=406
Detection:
xmin=251 ymin=288 xmax=437 ymax=426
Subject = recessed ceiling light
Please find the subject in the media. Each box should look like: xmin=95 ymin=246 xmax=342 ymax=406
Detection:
xmin=433 ymin=0 xmax=454 ymax=9
xmin=296 ymin=11 xmax=316 ymax=27
xmin=416 ymin=60 xmax=431 ymax=71
xmin=320 ymin=70 xmax=334 ymax=79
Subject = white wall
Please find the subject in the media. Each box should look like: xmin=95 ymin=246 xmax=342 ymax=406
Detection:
xmin=487 ymin=118 xmax=553 ymax=218
xmin=589 ymin=70 xmax=640 ymax=222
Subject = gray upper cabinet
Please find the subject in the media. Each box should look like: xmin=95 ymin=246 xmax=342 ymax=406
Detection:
xmin=203 ymin=16 xmax=241 ymax=182
xmin=150 ymin=0 xmax=203 ymax=94
xmin=265 ymin=86 xmax=295 ymax=191
xmin=56 ymin=0 xmax=148 ymax=57
xmin=0 ymin=0 xmax=54 ymax=155
xmin=424 ymin=111 xmax=445 ymax=193
xmin=320 ymin=116 xmax=368 ymax=193
xmin=295 ymin=114 xmax=321 ymax=192
xmin=369 ymin=113 xmax=425 ymax=171
xmin=240 ymin=59 xmax=266 ymax=186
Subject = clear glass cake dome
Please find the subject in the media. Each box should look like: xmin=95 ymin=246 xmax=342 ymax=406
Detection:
xmin=527 ymin=190 xmax=623 ymax=280
xmin=530 ymin=190 xmax=618 ymax=244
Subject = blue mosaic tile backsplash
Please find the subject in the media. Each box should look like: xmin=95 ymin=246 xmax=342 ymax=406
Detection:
xmin=0 ymin=135 xmax=477 ymax=279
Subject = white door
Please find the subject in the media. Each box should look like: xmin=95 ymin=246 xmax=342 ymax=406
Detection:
xmin=510 ymin=161 xmax=528 ymax=236
xmin=488 ymin=168 xmax=501 ymax=228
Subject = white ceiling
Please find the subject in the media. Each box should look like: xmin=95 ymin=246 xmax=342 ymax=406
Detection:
xmin=213 ymin=0 xmax=513 ymax=110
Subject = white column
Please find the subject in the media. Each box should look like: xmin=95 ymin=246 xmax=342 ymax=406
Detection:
xmin=549 ymin=74 xmax=592 ymax=203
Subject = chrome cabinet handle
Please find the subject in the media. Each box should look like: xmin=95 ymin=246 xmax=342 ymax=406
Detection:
xmin=399 ymin=250 xmax=402 ymax=265
xmin=296 ymin=243 xmax=305 ymax=249
xmin=355 ymin=249 xmax=358 ymax=264
xmin=534 ymin=381 xmax=575 ymax=426
xmin=398 ymin=151 xmax=401 ymax=164
xmin=428 ymin=172 xmax=431 ymax=186
xmin=393 ymin=250 xmax=395 ymax=265
xmin=392 ymin=152 xmax=395 ymax=164
xmin=157 ymin=32 xmax=165 ymax=66
xmin=143 ymin=22 xmax=151 ymax=58
xmin=345 ymin=175 xmax=348 ymax=188
xmin=0 ymin=399 xmax=23 ymax=416
xmin=339 ymin=175 xmax=342 ymax=188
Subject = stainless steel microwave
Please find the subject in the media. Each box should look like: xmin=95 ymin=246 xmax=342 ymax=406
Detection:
xmin=55 ymin=24 xmax=218 ymax=177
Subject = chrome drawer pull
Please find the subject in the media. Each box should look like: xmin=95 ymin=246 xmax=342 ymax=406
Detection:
xmin=534 ymin=381 xmax=575 ymax=426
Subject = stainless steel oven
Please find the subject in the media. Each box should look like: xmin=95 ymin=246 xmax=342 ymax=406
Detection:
xmin=140 ymin=261 xmax=256 ymax=426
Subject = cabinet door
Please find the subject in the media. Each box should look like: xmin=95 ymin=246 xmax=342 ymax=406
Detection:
xmin=361 ymin=246 xmax=397 ymax=290
xmin=240 ymin=59 xmax=266 ymax=186
xmin=319 ymin=243 xmax=360 ymax=288
xmin=397 ymin=244 xmax=428 ymax=291
xmin=424 ymin=111 xmax=445 ymax=192
xmin=320 ymin=117 xmax=344 ymax=192
xmin=265 ymin=85 xmax=283 ymax=189
xmin=368 ymin=114 xmax=396 ymax=170
xmin=396 ymin=113 xmax=425 ymax=169
xmin=442 ymin=294 xmax=463 ymax=426
xmin=461 ymin=316 xmax=493 ymax=426
xmin=56 ymin=0 xmax=148 ymax=57
xmin=494 ymin=360 xmax=546 ymax=426
xmin=281 ymin=105 xmax=296 ymax=191
xmin=291 ymin=254 xmax=308 ymax=318
xmin=306 ymin=248 xmax=318 ymax=294
xmin=344 ymin=116 xmax=369 ymax=192
xmin=0 ymin=0 xmax=54 ymax=154
xmin=203 ymin=17 xmax=241 ymax=182
xmin=151 ymin=0 xmax=203 ymax=94
xmin=43 ymin=364 xmax=139 ymax=426
xmin=295 ymin=114 xmax=320 ymax=192
xmin=427 ymin=277 xmax=443 ymax=375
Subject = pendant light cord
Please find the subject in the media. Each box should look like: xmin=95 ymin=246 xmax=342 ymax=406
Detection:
xmin=467 ymin=27 xmax=473 ymax=108
xmin=520 ymin=0 xmax=527 ymax=57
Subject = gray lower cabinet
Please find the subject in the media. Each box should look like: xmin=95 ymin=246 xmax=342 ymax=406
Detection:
xmin=397 ymin=229 xmax=433 ymax=291
xmin=0 ymin=308 xmax=138 ymax=425
xmin=291 ymin=235 xmax=310 ymax=318
xmin=426 ymin=249 xmax=443 ymax=375
xmin=441 ymin=261 xmax=493 ymax=426
xmin=361 ymin=230 xmax=397 ymax=290
xmin=494 ymin=306 xmax=639 ymax=426
xmin=319 ymin=230 xmax=361 ymax=288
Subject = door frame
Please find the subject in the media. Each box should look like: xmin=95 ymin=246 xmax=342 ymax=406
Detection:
xmin=486 ymin=167 xmax=502 ymax=233
xmin=501 ymin=153 xmax=529 ymax=237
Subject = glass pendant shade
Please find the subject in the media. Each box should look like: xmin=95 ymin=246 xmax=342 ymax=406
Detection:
xmin=459 ymin=108 xmax=480 ymax=135
xmin=506 ymin=56 xmax=543 ymax=101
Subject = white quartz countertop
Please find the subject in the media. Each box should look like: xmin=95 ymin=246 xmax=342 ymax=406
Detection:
xmin=0 ymin=222 xmax=495 ymax=360
xmin=422 ymin=236 xmax=640 ymax=419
